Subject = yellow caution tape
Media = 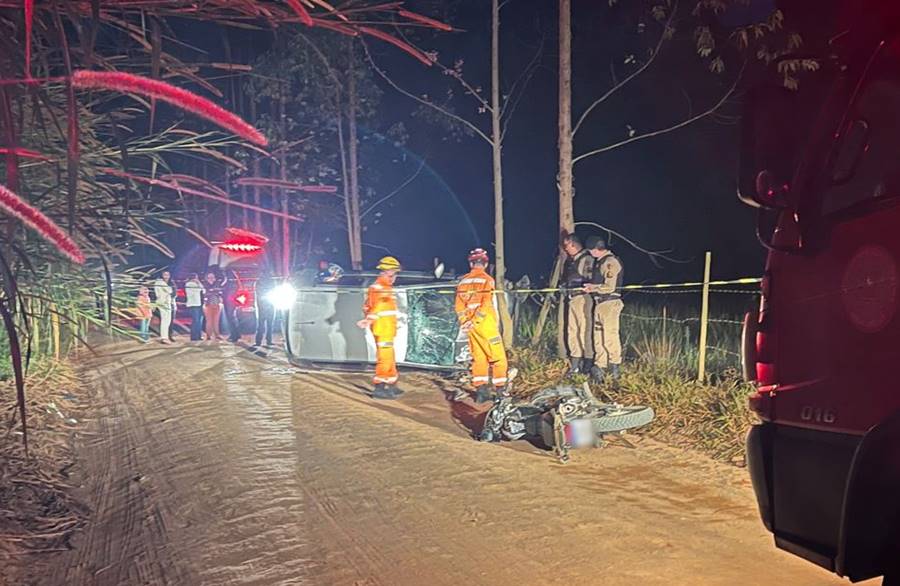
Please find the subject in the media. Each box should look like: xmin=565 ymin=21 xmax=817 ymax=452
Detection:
xmin=294 ymin=276 xmax=761 ymax=295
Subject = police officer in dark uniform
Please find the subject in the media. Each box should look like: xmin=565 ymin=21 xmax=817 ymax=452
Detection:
xmin=561 ymin=234 xmax=595 ymax=375
xmin=583 ymin=236 xmax=624 ymax=382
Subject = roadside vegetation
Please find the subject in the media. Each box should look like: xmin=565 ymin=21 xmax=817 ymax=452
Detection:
xmin=0 ymin=359 xmax=87 ymax=579
xmin=511 ymin=294 xmax=757 ymax=465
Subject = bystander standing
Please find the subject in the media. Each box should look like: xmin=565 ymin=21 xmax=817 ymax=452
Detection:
xmin=185 ymin=273 xmax=204 ymax=342
xmin=136 ymin=286 xmax=152 ymax=342
xmin=154 ymin=270 xmax=175 ymax=345
xmin=254 ymin=269 xmax=275 ymax=347
xmin=203 ymin=271 xmax=224 ymax=342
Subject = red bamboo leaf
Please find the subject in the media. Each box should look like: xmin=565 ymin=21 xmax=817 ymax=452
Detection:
xmin=359 ymin=26 xmax=433 ymax=66
xmin=310 ymin=18 xmax=358 ymax=36
xmin=24 ymin=0 xmax=33 ymax=78
xmin=0 ymin=183 xmax=85 ymax=264
xmin=225 ymin=226 xmax=269 ymax=245
xmin=285 ymin=0 xmax=314 ymax=26
xmin=398 ymin=9 xmax=453 ymax=32
xmin=0 ymin=147 xmax=51 ymax=161
xmin=72 ymin=71 xmax=268 ymax=146
xmin=102 ymin=168 xmax=300 ymax=222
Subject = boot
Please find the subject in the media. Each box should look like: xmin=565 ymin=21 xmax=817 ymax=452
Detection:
xmin=567 ymin=358 xmax=582 ymax=377
xmin=474 ymin=385 xmax=494 ymax=404
xmin=371 ymin=383 xmax=397 ymax=400
xmin=387 ymin=385 xmax=404 ymax=397
xmin=589 ymin=365 xmax=606 ymax=383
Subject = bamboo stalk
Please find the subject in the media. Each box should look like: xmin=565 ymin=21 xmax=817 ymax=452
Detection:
xmin=50 ymin=304 xmax=60 ymax=361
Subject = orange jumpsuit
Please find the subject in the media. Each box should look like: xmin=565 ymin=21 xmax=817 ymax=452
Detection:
xmin=455 ymin=267 xmax=508 ymax=389
xmin=363 ymin=275 xmax=399 ymax=385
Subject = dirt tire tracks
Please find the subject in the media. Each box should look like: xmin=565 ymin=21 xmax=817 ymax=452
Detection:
xmin=32 ymin=341 xmax=857 ymax=586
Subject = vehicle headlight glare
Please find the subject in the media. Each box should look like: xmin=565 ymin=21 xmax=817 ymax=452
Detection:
xmin=266 ymin=283 xmax=297 ymax=310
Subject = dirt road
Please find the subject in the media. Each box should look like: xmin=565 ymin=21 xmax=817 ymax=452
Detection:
xmin=16 ymin=340 xmax=860 ymax=585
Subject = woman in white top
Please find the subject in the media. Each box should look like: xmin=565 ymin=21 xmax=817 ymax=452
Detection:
xmin=154 ymin=270 xmax=175 ymax=344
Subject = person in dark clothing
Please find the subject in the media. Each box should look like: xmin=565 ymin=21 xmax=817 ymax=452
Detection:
xmin=203 ymin=271 xmax=224 ymax=341
xmin=561 ymin=234 xmax=595 ymax=376
xmin=254 ymin=271 xmax=276 ymax=347
xmin=222 ymin=272 xmax=241 ymax=343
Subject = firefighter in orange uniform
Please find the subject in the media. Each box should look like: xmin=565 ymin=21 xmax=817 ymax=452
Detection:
xmin=358 ymin=256 xmax=403 ymax=400
xmin=455 ymin=248 xmax=509 ymax=403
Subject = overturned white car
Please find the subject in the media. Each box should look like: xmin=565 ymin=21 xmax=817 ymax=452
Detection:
xmin=284 ymin=269 xmax=467 ymax=371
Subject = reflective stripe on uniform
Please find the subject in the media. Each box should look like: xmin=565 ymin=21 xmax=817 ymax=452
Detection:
xmin=366 ymin=314 xmax=377 ymax=320
xmin=472 ymin=376 xmax=489 ymax=383
xmin=376 ymin=310 xmax=399 ymax=317
xmin=492 ymin=377 xmax=507 ymax=385
xmin=374 ymin=376 xmax=398 ymax=384
xmin=467 ymin=303 xmax=481 ymax=309
xmin=489 ymin=336 xmax=502 ymax=344
xmin=460 ymin=277 xmax=487 ymax=285
xmin=377 ymin=341 xmax=394 ymax=348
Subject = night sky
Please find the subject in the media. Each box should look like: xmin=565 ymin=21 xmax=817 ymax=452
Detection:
xmin=361 ymin=0 xmax=769 ymax=286
xmin=155 ymin=1 xmax=814 ymax=286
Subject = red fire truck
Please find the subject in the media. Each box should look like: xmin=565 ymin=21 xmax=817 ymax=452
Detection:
xmin=741 ymin=1 xmax=900 ymax=583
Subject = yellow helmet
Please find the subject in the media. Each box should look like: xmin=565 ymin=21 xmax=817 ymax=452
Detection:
xmin=376 ymin=256 xmax=401 ymax=271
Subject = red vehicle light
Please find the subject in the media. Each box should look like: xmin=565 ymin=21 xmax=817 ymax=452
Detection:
xmin=756 ymin=331 xmax=775 ymax=362
xmin=219 ymin=241 xmax=264 ymax=255
xmin=218 ymin=226 xmax=268 ymax=256
xmin=233 ymin=290 xmax=253 ymax=308
xmin=756 ymin=362 xmax=777 ymax=385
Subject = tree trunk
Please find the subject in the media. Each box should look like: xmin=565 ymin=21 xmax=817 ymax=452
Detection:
xmin=336 ymin=96 xmax=356 ymax=269
xmin=491 ymin=0 xmax=514 ymax=346
xmin=530 ymin=254 xmax=563 ymax=347
xmin=347 ymin=43 xmax=364 ymax=271
xmin=279 ymin=85 xmax=290 ymax=277
xmin=558 ymin=0 xmax=574 ymax=236
xmin=250 ymin=97 xmax=262 ymax=234
xmin=532 ymin=0 xmax=573 ymax=349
